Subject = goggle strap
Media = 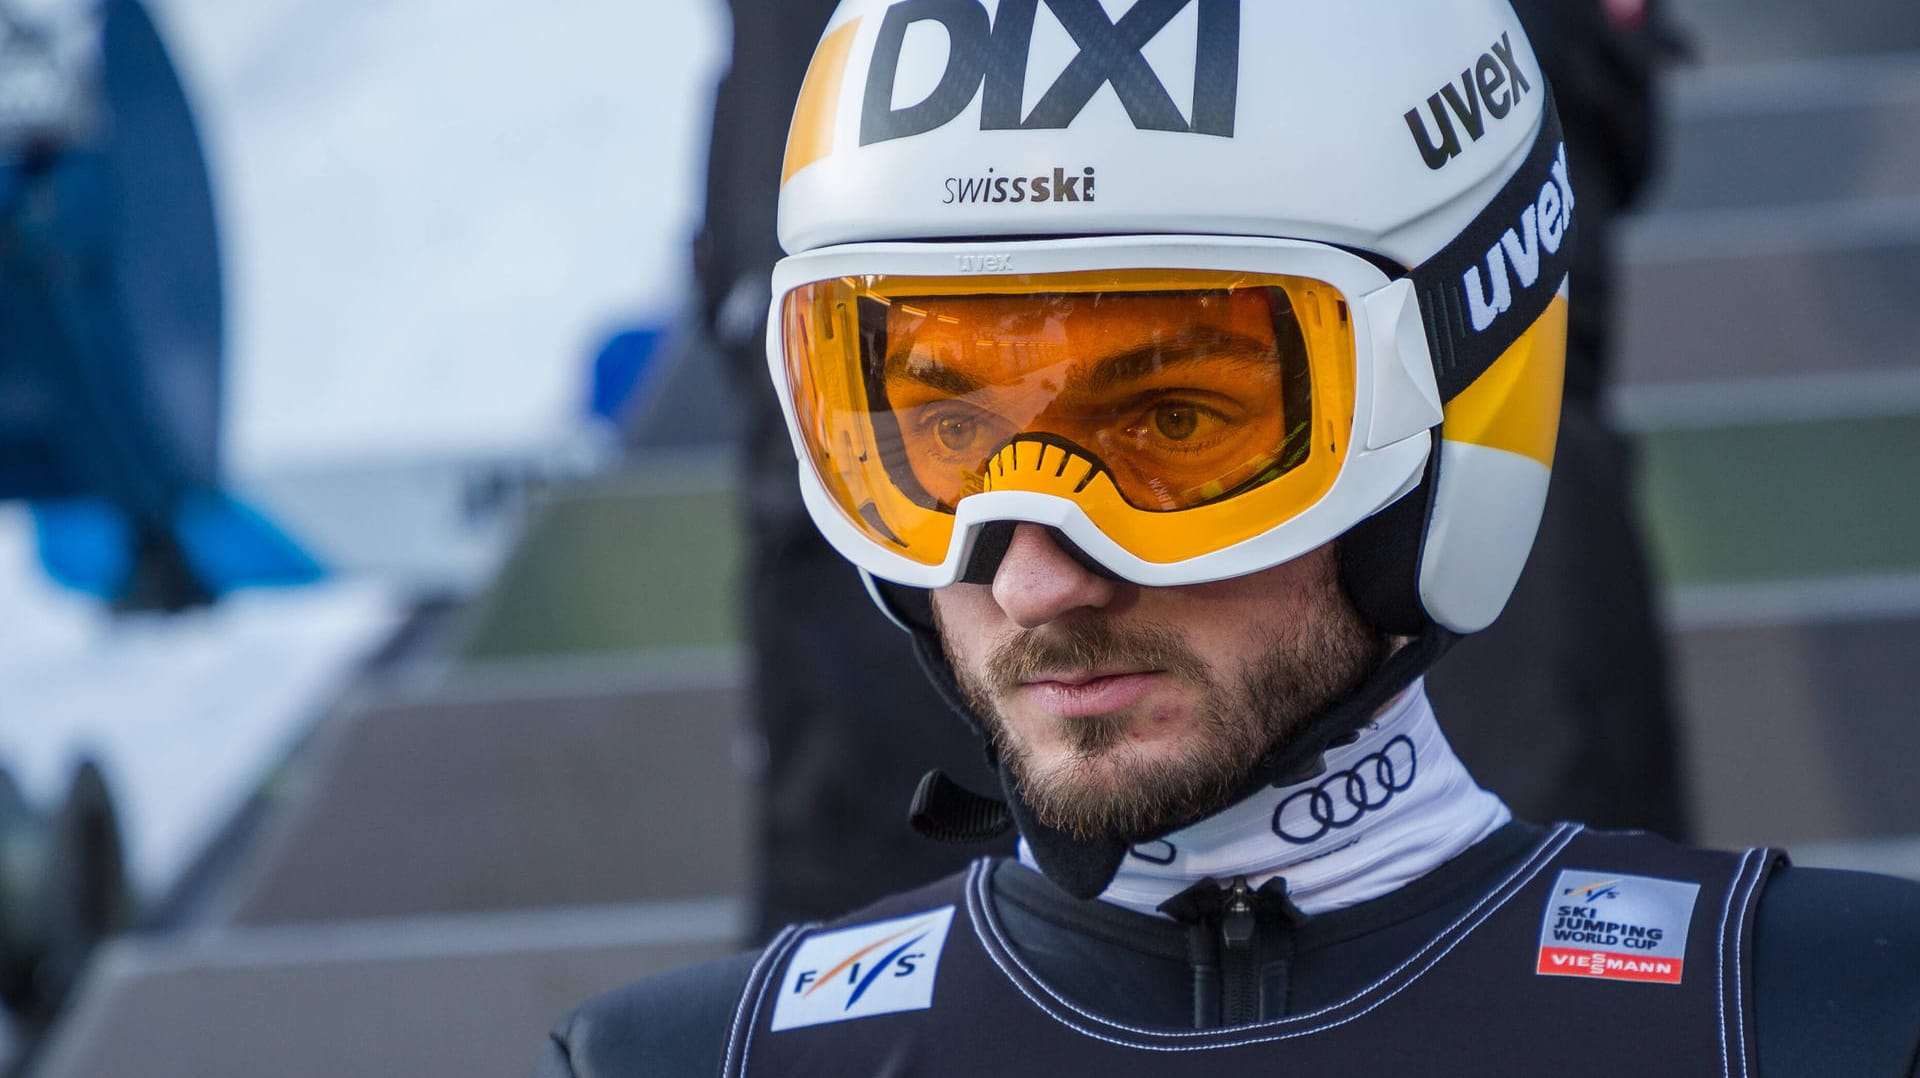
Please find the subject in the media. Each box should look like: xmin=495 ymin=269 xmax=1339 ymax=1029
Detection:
xmin=1406 ymin=85 xmax=1577 ymax=405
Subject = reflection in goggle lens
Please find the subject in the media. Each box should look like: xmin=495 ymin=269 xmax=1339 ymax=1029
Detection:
xmin=868 ymin=287 xmax=1314 ymax=512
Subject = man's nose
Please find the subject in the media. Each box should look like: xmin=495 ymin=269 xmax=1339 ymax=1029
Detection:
xmin=990 ymin=524 xmax=1120 ymax=628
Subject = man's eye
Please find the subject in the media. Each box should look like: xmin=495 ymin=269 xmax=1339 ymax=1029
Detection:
xmin=936 ymin=415 xmax=981 ymax=452
xmin=1128 ymin=400 xmax=1222 ymax=444
xmin=1153 ymin=404 xmax=1201 ymax=441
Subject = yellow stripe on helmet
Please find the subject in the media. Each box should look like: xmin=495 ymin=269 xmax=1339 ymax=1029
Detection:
xmin=782 ymin=19 xmax=862 ymax=186
xmin=1440 ymin=293 xmax=1567 ymax=469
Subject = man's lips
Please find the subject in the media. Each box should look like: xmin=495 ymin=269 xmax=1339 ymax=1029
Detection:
xmin=1016 ymin=670 xmax=1164 ymax=718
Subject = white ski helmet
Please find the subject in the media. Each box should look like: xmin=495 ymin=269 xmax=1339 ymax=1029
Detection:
xmin=769 ymin=0 xmax=1574 ymax=637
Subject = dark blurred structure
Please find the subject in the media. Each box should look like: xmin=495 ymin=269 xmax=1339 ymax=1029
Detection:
xmin=694 ymin=0 xmax=1011 ymax=941
xmin=691 ymin=0 xmax=1689 ymax=939
xmin=0 ymin=762 xmax=130 ymax=1075
xmin=0 ymin=0 xmax=316 ymax=612
xmin=1424 ymin=0 xmax=1688 ymax=838
xmin=28 ymin=627 xmax=753 ymax=1078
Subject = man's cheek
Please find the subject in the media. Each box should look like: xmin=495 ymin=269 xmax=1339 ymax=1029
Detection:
xmin=929 ymin=592 xmax=992 ymax=663
xmin=943 ymin=632 xmax=993 ymax=688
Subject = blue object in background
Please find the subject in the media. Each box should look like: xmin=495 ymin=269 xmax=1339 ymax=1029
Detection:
xmin=1 ymin=0 xmax=321 ymax=607
xmin=588 ymin=326 xmax=667 ymax=424
xmin=31 ymin=501 xmax=135 ymax=599
xmin=33 ymin=494 xmax=323 ymax=600
xmin=0 ymin=0 xmax=225 ymax=502
xmin=172 ymin=491 xmax=325 ymax=594
xmin=590 ymin=308 xmax=744 ymax=451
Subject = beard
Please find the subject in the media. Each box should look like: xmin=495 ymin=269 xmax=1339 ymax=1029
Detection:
xmin=940 ymin=570 xmax=1387 ymax=842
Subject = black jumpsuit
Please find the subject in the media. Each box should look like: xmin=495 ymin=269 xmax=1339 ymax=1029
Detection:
xmin=539 ymin=823 xmax=1920 ymax=1076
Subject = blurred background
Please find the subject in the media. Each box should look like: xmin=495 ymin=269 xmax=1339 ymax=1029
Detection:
xmin=0 ymin=0 xmax=1916 ymax=1074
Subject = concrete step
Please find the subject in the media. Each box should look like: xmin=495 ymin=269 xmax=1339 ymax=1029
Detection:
xmin=1615 ymin=53 xmax=1920 ymax=409
xmin=1793 ymin=833 xmax=1920 ymax=880
xmin=34 ymin=901 xmax=738 ymax=1078
xmin=1651 ymin=53 xmax=1920 ymax=213
xmin=1667 ymin=0 xmax=1920 ymax=66
xmin=1616 ymin=203 xmax=1920 ymax=392
xmin=1634 ymin=414 xmax=1920 ymax=585
xmin=216 ymin=652 xmax=752 ymax=925
xmin=458 ymin=464 xmax=743 ymax=658
xmin=1671 ymin=608 xmax=1920 ymax=850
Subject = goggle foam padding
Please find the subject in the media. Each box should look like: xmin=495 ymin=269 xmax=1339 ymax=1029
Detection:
xmin=958 ymin=521 xmax=1126 ymax=586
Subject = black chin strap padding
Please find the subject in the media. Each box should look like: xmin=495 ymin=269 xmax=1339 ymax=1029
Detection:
xmin=960 ymin=522 xmax=1125 ymax=585
xmin=1266 ymin=746 xmax=1330 ymax=787
xmin=999 ymin=762 xmax=1133 ymax=901
xmin=896 ymin=584 xmax=996 ymax=760
xmin=1260 ymin=626 xmax=1458 ymax=790
xmin=909 ymin=770 xmax=1014 ymax=843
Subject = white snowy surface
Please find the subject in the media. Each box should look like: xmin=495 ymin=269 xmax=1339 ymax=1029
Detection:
xmin=0 ymin=507 xmax=404 ymax=901
xmin=144 ymin=0 xmax=728 ymax=472
xmin=0 ymin=1 xmax=728 ymax=905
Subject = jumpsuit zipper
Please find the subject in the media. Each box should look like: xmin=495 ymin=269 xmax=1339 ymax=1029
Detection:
xmin=1219 ymin=877 xmax=1262 ymax=1025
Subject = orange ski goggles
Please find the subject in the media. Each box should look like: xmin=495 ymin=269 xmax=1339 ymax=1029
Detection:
xmin=773 ymin=243 xmax=1378 ymax=580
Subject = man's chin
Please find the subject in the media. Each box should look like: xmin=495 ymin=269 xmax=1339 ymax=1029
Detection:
xmin=1010 ymin=739 xmax=1246 ymax=842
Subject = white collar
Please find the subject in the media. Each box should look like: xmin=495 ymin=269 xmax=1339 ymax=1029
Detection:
xmin=1018 ymin=680 xmax=1510 ymax=918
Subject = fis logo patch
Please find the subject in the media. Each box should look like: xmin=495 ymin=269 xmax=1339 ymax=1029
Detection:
xmin=1537 ymin=870 xmax=1698 ymax=985
xmin=771 ymin=907 xmax=958 ymax=1031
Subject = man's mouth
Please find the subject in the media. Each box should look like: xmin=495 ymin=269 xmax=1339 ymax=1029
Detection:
xmin=1025 ymin=664 xmax=1154 ymax=687
xmin=1017 ymin=669 xmax=1164 ymax=718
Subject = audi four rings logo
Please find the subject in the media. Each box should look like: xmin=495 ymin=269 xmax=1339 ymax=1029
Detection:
xmin=1271 ymin=735 xmax=1418 ymax=844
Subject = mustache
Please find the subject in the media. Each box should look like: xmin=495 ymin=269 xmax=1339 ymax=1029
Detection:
xmin=984 ymin=619 xmax=1209 ymax=693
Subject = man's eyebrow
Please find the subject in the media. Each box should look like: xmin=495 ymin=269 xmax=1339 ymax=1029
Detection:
xmin=882 ymin=325 xmax=1274 ymax=398
xmin=1067 ymin=327 xmax=1277 ymax=396
xmin=883 ymin=353 xmax=987 ymax=397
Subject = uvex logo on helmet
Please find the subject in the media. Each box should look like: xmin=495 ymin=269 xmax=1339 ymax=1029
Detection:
xmin=1403 ymin=32 xmax=1532 ymax=171
xmin=861 ymin=0 xmax=1241 ymax=147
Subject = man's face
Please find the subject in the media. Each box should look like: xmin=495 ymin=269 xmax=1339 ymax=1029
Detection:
xmin=930 ymin=527 xmax=1385 ymax=841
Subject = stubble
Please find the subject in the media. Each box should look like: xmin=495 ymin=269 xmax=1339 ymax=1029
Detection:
xmin=941 ymin=572 xmax=1386 ymax=841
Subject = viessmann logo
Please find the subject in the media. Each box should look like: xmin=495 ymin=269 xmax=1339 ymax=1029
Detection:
xmin=770 ymin=907 xmax=958 ymax=1031
xmin=862 ymin=0 xmax=1241 ymax=146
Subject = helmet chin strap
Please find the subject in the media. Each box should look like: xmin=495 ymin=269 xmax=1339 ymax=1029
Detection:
xmin=892 ymin=564 xmax=1458 ymax=901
